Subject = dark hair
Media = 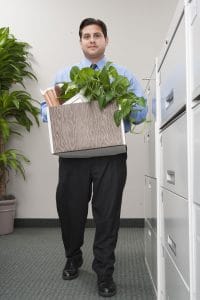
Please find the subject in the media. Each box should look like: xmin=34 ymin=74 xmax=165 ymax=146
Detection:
xmin=79 ymin=18 xmax=107 ymax=39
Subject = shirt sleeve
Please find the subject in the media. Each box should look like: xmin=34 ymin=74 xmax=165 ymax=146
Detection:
xmin=54 ymin=67 xmax=72 ymax=85
xmin=123 ymin=69 xmax=148 ymax=132
xmin=40 ymin=101 xmax=48 ymax=123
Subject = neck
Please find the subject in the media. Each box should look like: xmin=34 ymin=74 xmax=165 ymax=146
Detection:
xmin=86 ymin=54 xmax=105 ymax=64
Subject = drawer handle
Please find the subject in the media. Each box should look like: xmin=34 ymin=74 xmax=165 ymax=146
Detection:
xmin=165 ymin=89 xmax=174 ymax=109
xmin=166 ymin=170 xmax=175 ymax=185
xmin=167 ymin=235 xmax=176 ymax=256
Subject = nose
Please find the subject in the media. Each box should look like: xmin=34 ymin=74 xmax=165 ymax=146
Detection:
xmin=90 ymin=36 xmax=95 ymax=43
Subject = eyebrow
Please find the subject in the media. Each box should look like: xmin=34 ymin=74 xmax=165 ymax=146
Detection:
xmin=83 ymin=32 xmax=102 ymax=35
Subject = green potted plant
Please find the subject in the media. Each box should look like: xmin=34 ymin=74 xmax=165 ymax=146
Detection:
xmin=58 ymin=63 xmax=147 ymax=130
xmin=0 ymin=27 xmax=40 ymax=235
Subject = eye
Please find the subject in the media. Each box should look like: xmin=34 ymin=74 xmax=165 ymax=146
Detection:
xmin=83 ymin=34 xmax=90 ymax=40
xmin=94 ymin=33 xmax=102 ymax=39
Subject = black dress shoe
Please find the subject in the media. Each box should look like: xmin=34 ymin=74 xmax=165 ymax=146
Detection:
xmin=62 ymin=258 xmax=83 ymax=280
xmin=98 ymin=278 xmax=116 ymax=297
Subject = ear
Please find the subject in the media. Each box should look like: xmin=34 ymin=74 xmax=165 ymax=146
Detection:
xmin=105 ymin=37 xmax=109 ymax=45
xmin=80 ymin=39 xmax=83 ymax=48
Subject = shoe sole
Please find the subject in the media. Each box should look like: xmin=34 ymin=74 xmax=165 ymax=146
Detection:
xmin=62 ymin=271 xmax=79 ymax=280
xmin=62 ymin=260 xmax=83 ymax=280
xmin=98 ymin=290 xmax=116 ymax=297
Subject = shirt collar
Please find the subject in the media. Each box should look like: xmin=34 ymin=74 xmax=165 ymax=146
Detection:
xmin=79 ymin=56 xmax=107 ymax=70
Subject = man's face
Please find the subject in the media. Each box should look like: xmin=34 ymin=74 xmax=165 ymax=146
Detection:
xmin=80 ymin=24 xmax=108 ymax=61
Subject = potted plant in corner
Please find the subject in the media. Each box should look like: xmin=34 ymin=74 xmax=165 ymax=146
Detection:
xmin=0 ymin=27 xmax=40 ymax=235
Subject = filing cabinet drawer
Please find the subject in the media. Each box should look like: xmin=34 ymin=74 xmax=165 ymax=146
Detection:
xmin=161 ymin=113 xmax=187 ymax=198
xmin=144 ymin=176 xmax=151 ymax=222
xmin=164 ymin=249 xmax=189 ymax=300
xmin=195 ymin=204 xmax=200 ymax=298
xmin=196 ymin=235 xmax=200 ymax=299
xmin=144 ymin=177 xmax=157 ymax=232
xmin=163 ymin=188 xmax=189 ymax=285
xmin=144 ymin=74 xmax=156 ymax=178
xmin=163 ymin=189 xmax=189 ymax=284
xmin=195 ymin=203 xmax=200 ymax=236
xmin=144 ymin=122 xmax=156 ymax=178
xmin=148 ymin=121 xmax=156 ymax=178
xmin=144 ymin=73 xmax=156 ymax=121
xmin=193 ymin=103 xmax=200 ymax=205
xmin=144 ymin=221 xmax=157 ymax=289
xmin=190 ymin=0 xmax=200 ymax=102
xmin=159 ymin=15 xmax=186 ymax=126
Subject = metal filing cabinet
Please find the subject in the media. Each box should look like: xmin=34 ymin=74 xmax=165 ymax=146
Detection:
xmin=164 ymin=249 xmax=190 ymax=300
xmin=193 ymin=98 xmax=200 ymax=300
xmin=145 ymin=1 xmax=200 ymax=297
xmin=145 ymin=176 xmax=157 ymax=232
xmin=193 ymin=103 xmax=200 ymax=206
xmin=155 ymin=1 xmax=190 ymax=299
xmin=195 ymin=205 xmax=200 ymax=299
xmin=152 ymin=0 xmax=200 ymax=299
xmin=190 ymin=1 xmax=200 ymax=299
xmin=195 ymin=237 xmax=200 ymax=299
xmin=159 ymin=14 xmax=186 ymax=127
xmin=145 ymin=220 xmax=157 ymax=290
xmin=190 ymin=0 xmax=200 ymax=103
xmin=160 ymin=113 xmax=188 ymax=199
xmin=144 ymin=120 xmax=156 ymax=179
xmin=144 ymin=67 xmax=157 ymax=292
xmin=144 ymin=72 xmax=156 ymax=179
xmin=162 ymin=188 xmax=189 ymax=286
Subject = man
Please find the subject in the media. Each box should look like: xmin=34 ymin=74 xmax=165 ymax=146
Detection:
xmin=41 ymin=18 xmax=147 ymax=297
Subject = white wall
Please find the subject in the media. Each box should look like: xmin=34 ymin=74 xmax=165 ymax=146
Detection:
xmin=0 ymin=0 xmax=178 ymax=218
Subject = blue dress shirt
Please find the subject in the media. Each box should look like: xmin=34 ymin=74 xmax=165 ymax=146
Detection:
xmin=41 ymin=57 xmax=147 ymax=132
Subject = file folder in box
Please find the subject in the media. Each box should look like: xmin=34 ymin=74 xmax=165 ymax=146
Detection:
xmin=47 ymin=101 xmax=126 ymax=158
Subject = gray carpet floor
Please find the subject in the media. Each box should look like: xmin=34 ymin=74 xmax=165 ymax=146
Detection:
xmin=0 ymin=227 xmax=156 ymax=300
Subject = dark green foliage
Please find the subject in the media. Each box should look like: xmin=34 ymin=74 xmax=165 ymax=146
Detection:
xmin=0 ymin=27 xmax=40 ymax=195
xmin=0 ymin=27 xmax=36 ymax=90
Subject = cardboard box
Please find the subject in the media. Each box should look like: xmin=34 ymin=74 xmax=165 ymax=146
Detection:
xmin=47 ymin=101 xmax=126 ymax=158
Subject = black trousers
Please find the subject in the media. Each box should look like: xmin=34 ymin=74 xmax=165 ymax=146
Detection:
xmin=56 ymin=153 xmax=127 ymax=279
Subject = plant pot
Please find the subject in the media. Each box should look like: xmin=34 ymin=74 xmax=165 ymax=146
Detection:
xmin=0 ymin=198 xmax=16 ymax=235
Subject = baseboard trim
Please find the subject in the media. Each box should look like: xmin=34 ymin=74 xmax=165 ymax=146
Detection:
xmin=14 ymin=218 xmax=144 ymax=228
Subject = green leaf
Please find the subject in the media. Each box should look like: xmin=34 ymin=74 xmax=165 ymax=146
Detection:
xmin=0 ymin=118 xmax=10 ymax=142
xmin=99 ymin=67 xmax=110 ymax=91
xmin=0 ymin=149 xmax=29 ymax=181
xmin=108 ymin=65 xmax=118 ymax=79
xmin=136 ymin=96 xmax=146 ymax=106
xmin=78 ymin=68 xmax=95 ymax=82
xmin=114 ymin=110 xmax=122 ymax=126
xmin=98 ymin=95 xmax=106 ymax=109
xmin=70 ymin=66 xmax=80 ymax=81
xmin=120 ymin=100 xmax=132 ymax=118
xmin=105 ymin=91 xmax=114 ymax=104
